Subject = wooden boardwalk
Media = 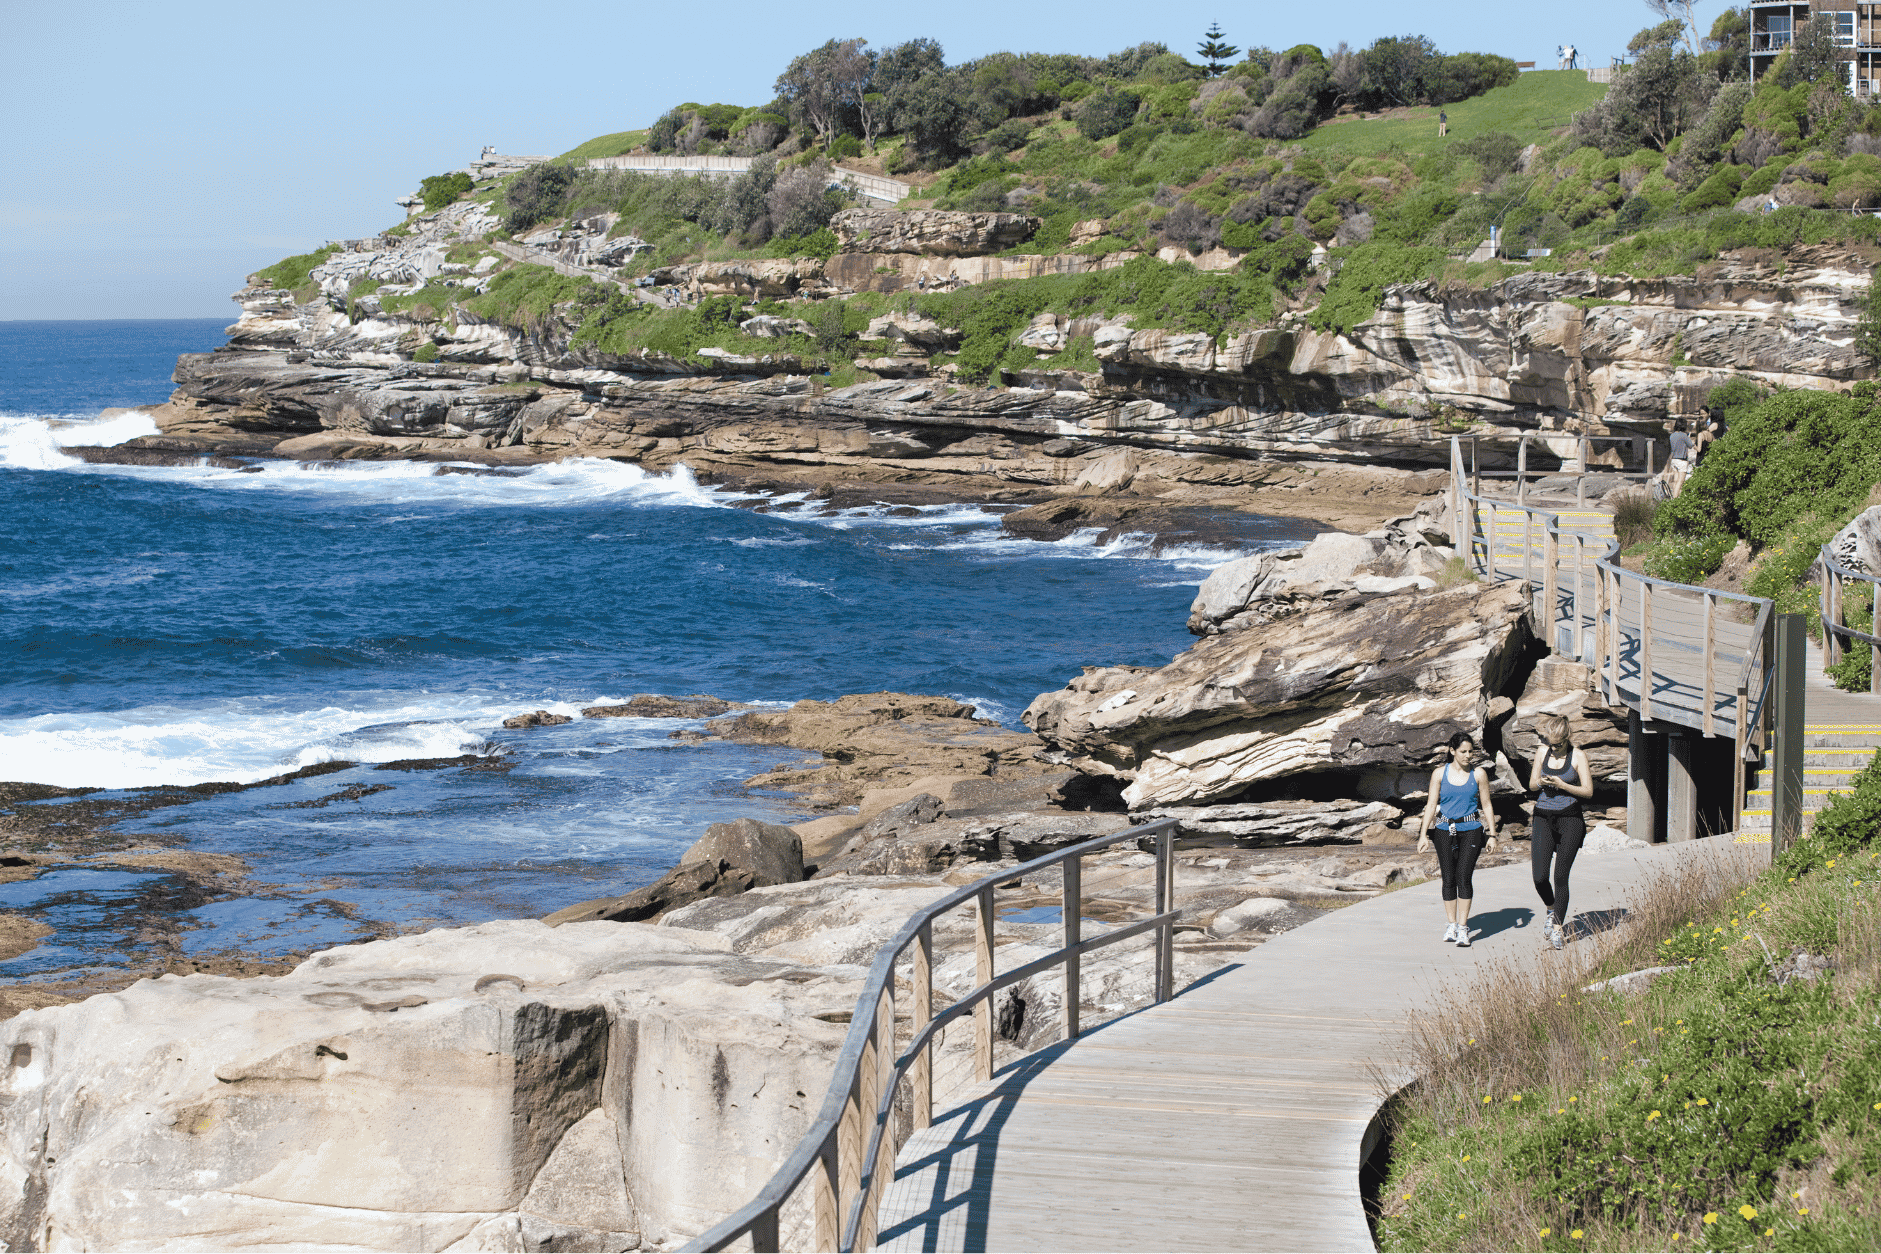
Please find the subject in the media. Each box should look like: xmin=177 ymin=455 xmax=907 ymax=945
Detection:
xmin=875 ymin=840 xmax=1762 ymax=1252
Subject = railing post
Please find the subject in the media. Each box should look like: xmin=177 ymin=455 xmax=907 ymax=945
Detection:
xmin=1703 ymin=592 xmax=1716 ymax=737
xmin=1597 ymin=564 xmax=1612 ymax=701
xmin=1524 ymin=510 xmax=1535 ymax=593
xmin=1062 ymin=856 xmax=1082 ymax=1041
xmin=973 ymin=886 xmax=995 ymax=1082
xmin=1733 ymin=682 xmax=1749 ymax=832
xmin=1154 ymin=827 xmax=1175 ymax=1004
xmin=1771 ymin=613 xmax=1808 ymax=859
xmin=1486 ymin=503 xmax=1497 ymax=582
xmin=1517 ymin=434 xmax=1529 ymax=505
xmin=1575 ymin=532 xmax=1587 ymax=660
xmin=1641 ymin=580 xmax=1655 ymax=721
xmin=912 ymin=920 xmax=932 ymax=1131
xmin=1544 ymin=523 xmax=1559 ymax=649
xmin=814 ymin=1135 xmax=841 ymax=1251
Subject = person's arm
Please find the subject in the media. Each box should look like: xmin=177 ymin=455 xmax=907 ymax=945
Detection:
xmin=1476 ymin=767 xmax=1498 ymax=847
xmin=1558 ymin=747 xmax=1596 ymax=800
xmin=1528 ymin=744 xmax=1549 ymax=792
xmin=1417 ymin=767 xmax=1441 ymax=851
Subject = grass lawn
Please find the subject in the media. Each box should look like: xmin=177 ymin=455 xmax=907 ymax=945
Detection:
xmin=555 ymin=129 xmax=650 ymax=162
xmin=1302 ymin=70 xmax=1609 ymax=158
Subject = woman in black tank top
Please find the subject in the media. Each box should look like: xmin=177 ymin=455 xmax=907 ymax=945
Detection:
xmin=1527 ymin=712 xmax=1594 ymax=950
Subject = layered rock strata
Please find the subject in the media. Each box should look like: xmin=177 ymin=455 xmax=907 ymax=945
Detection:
xmin=117 ymin=198 xmax=1875 ymax=505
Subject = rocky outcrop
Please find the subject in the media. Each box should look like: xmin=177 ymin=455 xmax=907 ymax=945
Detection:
xmin=544 ymin=817 xmax=805 ymax=925
xmin=581 ymin=693 xmax=745 ymax=720
xmin=1024 ymin=581 xmax=1535 ymax=810
xmin=0 ymin=921 xmax=856 ymax=1251
xmin=1185 ymin=517 xmax=1454 ymax=635
xmin=830 ymin=208 xmax=1039 ymax=257
xmin=1824 ymin=502 xmax=1881 ymax=574
xmin=708 ymin=692 xmax=1055 ymax=809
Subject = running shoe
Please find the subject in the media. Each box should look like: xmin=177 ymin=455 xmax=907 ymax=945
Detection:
xmin=1444 ymin=923 xmax=1458 ymax=943
xmin=1548 ymin=921 xmax=1565 ymax=951
xmin=1456 ymin=928 xmax=1472 ymax=948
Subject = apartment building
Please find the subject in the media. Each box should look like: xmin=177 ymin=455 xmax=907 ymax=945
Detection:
xmin=1748 ymin=2 xmax=1879 ymax=93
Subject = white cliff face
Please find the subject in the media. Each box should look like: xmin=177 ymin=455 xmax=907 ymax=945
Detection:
xmin=0 ymin=921 xmax=860 ymax=1252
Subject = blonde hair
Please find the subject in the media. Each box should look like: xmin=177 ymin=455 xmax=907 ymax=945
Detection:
xmin=1536 ymin=713 xmax=1571 ymax=744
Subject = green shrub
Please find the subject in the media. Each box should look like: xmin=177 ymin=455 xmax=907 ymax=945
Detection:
xmin=252 ymin=245 xmax=338 ymax=293
xmin=505 ymin=163 xmax=577 ymax=232
xmin=1678 ymin=164 xmax=1744 ymax=213
xmin=411 ymin=341 xmax=439 ymax=363
xmin=1642 ymin=533 xmax=1735 ymax=583
xmin=827 ymin=134 xmax=862 ymax=160
xmin=420 ymin=171 xmax=474 ymax=212
xmin=1658 ymin=384 xmax=1881 ymax=549
xmin=1077 ymin=87 xmax=1142 ymax=140
xmin=766 ymin=227 xmax=839 ymax=260
xmin=1308 ymin=242 xmax=1444 ymax=336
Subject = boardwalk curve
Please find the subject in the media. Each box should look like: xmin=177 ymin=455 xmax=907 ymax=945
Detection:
xmin=874 ymin=841 xmax=1762 ymax=1252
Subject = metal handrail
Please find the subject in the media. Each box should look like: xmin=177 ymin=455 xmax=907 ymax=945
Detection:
xmin=1819 ymin=544 xmax=1881 ymax=691
xmin=685 ymin=818 xmax=1181 ymax=1253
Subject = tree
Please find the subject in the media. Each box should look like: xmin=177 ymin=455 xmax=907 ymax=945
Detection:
xmin=1701 ymin=7 xmax=1751 ymax=80
xmin=1776 ymin=13 xmax=1849 ymax=89
xmin=1197 ymin=24 xmax=1239 ymax=77
xmin=873 ymin=38 xmax=945 ymax=100
xmin=1645 ymin=0 xmax=1701 ymax=54
xmin=1360 ymin=35 xmax=1439 ymax=109
xmin=775 ymin=38 xmax=875 ymax=149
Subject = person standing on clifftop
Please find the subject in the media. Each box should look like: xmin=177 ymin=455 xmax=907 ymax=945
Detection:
xmin=1527 ymin=712 xmax=1594 ymax=951
xmin=1438 ymin=109 xmax=1449 ymax=137
xmin=1416 ymin=733 xmax=1499 ymax=947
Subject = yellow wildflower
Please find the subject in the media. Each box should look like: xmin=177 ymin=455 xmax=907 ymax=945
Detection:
xmin=1739 ymin=1205 xmax=1758 ymax=1220
xmin=1703 ymin=1213 xmax=1718 ymax=1225
xmin=1572 ymin=1229 xmax=1584 ymax=1239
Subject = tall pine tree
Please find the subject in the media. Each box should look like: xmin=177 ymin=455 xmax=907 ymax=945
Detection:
xmin=1197 ymin=23 xmax=1239 ymax=76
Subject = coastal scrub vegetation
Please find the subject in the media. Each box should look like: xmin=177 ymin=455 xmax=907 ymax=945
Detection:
xmin=1640 ymin=379 xmax=1881 ymax=689
xmin=1377 ymin=770 xmax=1881 ymax=1252
xmin=257 ymin=8 xmax=1881 ymax=371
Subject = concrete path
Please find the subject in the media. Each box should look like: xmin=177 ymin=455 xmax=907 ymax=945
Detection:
xmin=875 ymin=837 xmax=1763 ymax=1252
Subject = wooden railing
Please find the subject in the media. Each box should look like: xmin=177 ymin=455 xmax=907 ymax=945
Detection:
xmin=684 ymin=819 xmax=1180 ymax=1253
xmin=1448 ymin=437 xmax=1776 ymax=824
xmin=1820 ymin=544 xmax=1881 ymax=692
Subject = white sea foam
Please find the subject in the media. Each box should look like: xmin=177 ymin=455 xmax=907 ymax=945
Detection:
xmin=0 ymin=691 xmax=603 ymax=790
xmin=0 ymin=411 xmax=733 ymax=511
xmin=0 ymin=410 xmax=160 ymax=471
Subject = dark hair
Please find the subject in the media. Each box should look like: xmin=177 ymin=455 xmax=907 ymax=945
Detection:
xmin=1447 ymin=731 xmax=1476 ymax=751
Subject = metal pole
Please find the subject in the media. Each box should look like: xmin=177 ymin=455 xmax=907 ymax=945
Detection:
xmin=1062 ymin=856 xmax=1081 ymax=1041
xmin=1771 ymin=612 xmax=1807 ymax=859
xmin=1154 ymin=827 xmax=1174 ymax=1004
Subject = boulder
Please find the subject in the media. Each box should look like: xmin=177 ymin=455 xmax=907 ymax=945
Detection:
xmin=1824 ymin=504 xmax=1881 ymax=575
xmin=854 ymin=792 xmax=944 ymax=844
xmin=1187 ymin=527 xmax=1452 ymax=635
xmin=581 ymin=693 xmax=742 ymax=720
xmin=0 ymin=921 xmax=854 ymax=1251
xmin=502 ymin=709 xmax=573 ymax=729
xmin=831 ymin=209 xmax=1040 ymax=257
xmin=1025 ymin=582 xmax=1535 ymax=810
xmin=738 ymin=315 xmax=814 ymax=339
xmin=544 ymin=818 xmax=803 ymax=925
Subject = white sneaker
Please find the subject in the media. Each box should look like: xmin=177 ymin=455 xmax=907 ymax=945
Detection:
xmin=1443 ymin=923 xmax=1458 ymax=942
xmin=1548 ymin=921 xmax=1565 ymax=951
xmin=1456 ymin=928 xmax=1473 ymax=948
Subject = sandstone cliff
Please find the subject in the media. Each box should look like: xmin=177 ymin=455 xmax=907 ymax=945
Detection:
xmin=119 ymin=202 xmax=1873 ymax=498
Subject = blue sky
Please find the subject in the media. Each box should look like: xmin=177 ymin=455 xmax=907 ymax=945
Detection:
xmin=2 ymin=0 xmax=1724 ymax=319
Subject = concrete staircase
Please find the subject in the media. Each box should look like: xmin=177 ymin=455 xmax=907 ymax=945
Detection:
xmin=1738 ymin=726 xmax=1881 ymax=832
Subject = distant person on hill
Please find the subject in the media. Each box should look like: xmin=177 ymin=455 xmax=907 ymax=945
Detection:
xmin=1695 ymin=407 xmax=1724 ymax=459
xmin=1416 ymin=732 xmax=1499 ymax=947
xmin=1658 ymin=418 xmax=1694 ymax=498
xmin=1526 ymin=713 xmax=1594 ymax=951
xmin=1438 ymin=109 xmax=1449 ymax=137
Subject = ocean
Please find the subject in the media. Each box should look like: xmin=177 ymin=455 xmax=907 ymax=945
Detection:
xmin=0 ymin=319 xmax=1315 ymax=978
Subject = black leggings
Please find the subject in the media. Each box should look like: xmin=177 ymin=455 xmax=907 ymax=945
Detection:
xmin=1433 ymin=826 xmax=1488 ymax=901
xmin=1530 ymin=810 xmax=1586 ymax=927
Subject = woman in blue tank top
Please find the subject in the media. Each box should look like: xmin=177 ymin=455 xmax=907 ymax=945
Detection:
xmin=1416 ymin=732 xmax=1499 ymax=947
